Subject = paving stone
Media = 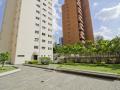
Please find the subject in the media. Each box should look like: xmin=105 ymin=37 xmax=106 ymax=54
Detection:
xmin=0 ymin=66 xmax=119 ymax=90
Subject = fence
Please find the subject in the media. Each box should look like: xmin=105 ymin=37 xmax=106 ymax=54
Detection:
xmin=54 ymin=52 xmax=120 ymax=64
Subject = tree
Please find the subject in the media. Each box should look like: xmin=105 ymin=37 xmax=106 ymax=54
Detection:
xmin=110 ymin=36 xmax=120 ymax=52
xmin=0 ymin=52 xmax=10 ymax=69
xmin=96 ymin=39 xmax=111 ymax=53
xmin=53 ymin=36 xmax=120 ymax=54
xmin=95 ymin=35 xmax=104 ymax=42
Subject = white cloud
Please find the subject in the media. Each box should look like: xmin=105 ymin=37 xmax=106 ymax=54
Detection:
xmin=118 ymin=28 xmax=120 ymax=36
xmin=96 ymin=3 xmax=120 ymax=21
xmin=0 ymin=1 xmax=3 ymax=7
xmin=94 ymin=26 xmax=120 ymax=40
xmin=52 ymin=0 xmax=62 ymax=35
xmin=93 ymin=2 xmax=98 ymax=7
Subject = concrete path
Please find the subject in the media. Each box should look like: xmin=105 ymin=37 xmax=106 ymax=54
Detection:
xmin=0 ymin=66 xmax=120 ymax=90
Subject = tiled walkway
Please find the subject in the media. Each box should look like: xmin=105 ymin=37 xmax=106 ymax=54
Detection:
xmin=0 ymin=66 xmax=120 ymax=90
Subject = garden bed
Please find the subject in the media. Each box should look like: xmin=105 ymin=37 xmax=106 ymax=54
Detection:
xmin=0 ymin=66 xmax=16 ymax=73
xmin=55 ymin=63 xmax=120 ymax=75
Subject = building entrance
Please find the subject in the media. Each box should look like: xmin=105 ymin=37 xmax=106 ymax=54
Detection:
xmin=33 ymin=55 xmax=38 ymax=60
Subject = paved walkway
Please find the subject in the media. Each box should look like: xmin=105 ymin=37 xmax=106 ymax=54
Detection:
xmin=0 ymin=66 xmax=120 ymax=90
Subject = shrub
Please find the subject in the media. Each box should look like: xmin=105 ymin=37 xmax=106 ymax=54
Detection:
xmin=0 ymin=52 xmax=10 ymax=68
xmin=66 ymin=59 xmax=75 ymax=64
xmin=54 ymin=59 xmax=65 ymax=64
xmin=96 ymin=62 xmax=106 ymax=66
xmin=28 ymin=60 xmax=38 ymax=64
xmin=40 ymin=57 xmax=51 ymax=65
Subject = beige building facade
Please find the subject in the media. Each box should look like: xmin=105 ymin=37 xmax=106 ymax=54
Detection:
xmin=0 ymin=0 xmax=53 ymax=64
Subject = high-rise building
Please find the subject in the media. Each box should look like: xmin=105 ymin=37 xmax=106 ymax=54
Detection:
xmin=59 ymin=37 xmax=63 ymax=45
xmin=62 ymin=0 xmax=94 ymax=44
xmin=0 ymin=0 xmax=53 ymax=64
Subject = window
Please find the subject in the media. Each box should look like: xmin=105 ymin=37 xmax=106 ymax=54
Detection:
xmin=43 ymin=8 xmax=47 ymax=12
xmin=36 ymin=4 xmax=40 ymax=8
xmin=48 ymin=7 xmax=52 ymax=10
xmin=48 ymin=23 xmax=52 ymax=26
xmin=42 ymin=47 xmax=45 ymax=50
xmin=42 ymin=33 xmax=46 ymax=36
xmin=42 ymin=26 xmax=46 ymax=29
xmin=36 ymin=10 xmax=40 ymax=14
xmin=48 ymin=2 xmax=52 ymax=6
xmin=42 ymin=20 xmax=46 ymax=23
xmin=48 ymin=35 xmax=52 ymax=38
xmin=43 ymin=14 xmax=46 ymax=17
xmin=42 ymin=39 xmax=46 ymax=42
xmin=34 ymin=46 xmax=38 ymax=49
xmin=34 ymin=38 xmax=39 ymax=42
xmin=48 ymin=12 xmax=52 ymax=15
xmin=17 ymin=55 xmax=25 ymax=57
xmin=48 ymin=41 xmax=52 ymax=44
xmin=48 ymin=47 xmax=52 ymax=50
xmin=48 ymin=28 xmax=52 ymax=31
xmin=35 ymin=23 xmax=39 ymax=26
xmin=37 ymin=0 xmax=40 ymax=2
xmin=35 ymin=30 xmax=39 ymax=34
xmin=36 ymin=17 xmax=40 ymax=20
xmin=48 ymin=17 xmax=52 ymax=21
xmin=43 ymin=3 xmax=46 ymax=6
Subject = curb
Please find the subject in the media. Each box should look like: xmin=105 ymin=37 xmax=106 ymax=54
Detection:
xmin=23 ymin=64 xmax=55 ymax=70
xmin=24 ymin=64 xmax=120 ymax=80
xmin=56 ymin=69 xmax=120 ymax=80
xmin=0 ymin=68 xmax=21 ymax=77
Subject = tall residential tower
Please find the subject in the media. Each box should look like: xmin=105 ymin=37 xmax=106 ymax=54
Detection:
xmin=0 ymin=0 xmax=53 ymax=64
xmin=62 ymin=0 xmax=94 ymax=44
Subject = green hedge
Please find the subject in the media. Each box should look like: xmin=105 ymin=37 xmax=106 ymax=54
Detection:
xmin=39 ymin=57 xmax=51 ymax=65
xmin=28 ymin=60 xmax=38 ymax=64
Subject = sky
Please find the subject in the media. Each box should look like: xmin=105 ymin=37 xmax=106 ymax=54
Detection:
xmin=0 ymin=0 xmax=6 ymax=31
xmin=0 ymin=0 xmax=120 ymax=43
xmin=53 ymin=0 xmax=120 ymax=43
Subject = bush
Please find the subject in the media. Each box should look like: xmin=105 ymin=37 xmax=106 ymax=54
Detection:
xmin=54 ymin=59 xmax=65 ymax=64
xmin=39 ymin=57 xmax=51 ymax=65
xmin=66 ymin=59 xmax=75 ymax=64
xmin=0 ymin=52 xmax=10 ymax=68
xmin=28 ymin=60 xmax=38 ymax=64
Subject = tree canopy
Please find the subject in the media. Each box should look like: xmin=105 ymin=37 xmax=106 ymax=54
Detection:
xmin=54 ymin=36 xmax=120 ymax=54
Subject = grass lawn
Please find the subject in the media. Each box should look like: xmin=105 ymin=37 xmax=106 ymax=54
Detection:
xmin=0 ymin=66 xmax=16 ymax=73
xmin=52 ymin=63 xmax=120 ymax=75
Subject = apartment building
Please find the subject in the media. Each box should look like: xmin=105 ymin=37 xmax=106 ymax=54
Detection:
xmin=62 ymin=0 xmax=94 ymax=44
xmin=0 ymin=0 xmax=53 ymax=64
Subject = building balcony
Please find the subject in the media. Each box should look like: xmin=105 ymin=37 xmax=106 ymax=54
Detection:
xmin=79 ymin=25 xmax=84 ymax=32
xmin=80 ymin=31 xmax=85 ymax=36
xmin=80 ymin=35 xmax=85 ymax=40
xmin=78 ymin=16 xmax=83 ymax=23
xmin=76 ymin=0 xmax=81 ymax=8
xmin=78 ymin=22 xmax=84 ymax=29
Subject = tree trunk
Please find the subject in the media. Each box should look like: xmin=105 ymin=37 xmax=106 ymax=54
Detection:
xmin=1 ymin=61 xmax=5 ymax=69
